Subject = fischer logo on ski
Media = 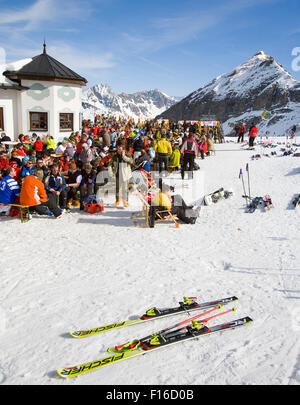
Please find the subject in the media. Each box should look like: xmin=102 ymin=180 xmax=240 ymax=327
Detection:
xmin=57 ymin=353 xmax=126 ymax=378
xmin=69 ymin=296 xmax=238 ymax=338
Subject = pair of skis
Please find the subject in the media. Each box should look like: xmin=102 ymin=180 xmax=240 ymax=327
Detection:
xmin=243 ymin=195 xmax=274 ymax=213
xmin=262 ymin=195 xmax=273 ymax=211
xmin=240 ymin=165 xmax=274 ymax=212
xmin=57 ymin=296 xmax=253 ymax=379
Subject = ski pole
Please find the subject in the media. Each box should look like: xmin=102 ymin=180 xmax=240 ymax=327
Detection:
xmin=246 ymin=163 xmax=251 ymax=202
xmin=113 ymin=306 xmax=237 ymax=353
xmin=239 ymin=169 xmax=248 ymax=205
xmin=113 ymin=306 xmax=222 ymax=352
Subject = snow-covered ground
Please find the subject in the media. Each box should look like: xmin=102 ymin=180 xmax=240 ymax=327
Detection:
xmin=1 ymin=139 xmax=300 ymax=385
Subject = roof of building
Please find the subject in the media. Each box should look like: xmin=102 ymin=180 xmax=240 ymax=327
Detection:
xmin=3 ymin=43 xmax=87 ymax=86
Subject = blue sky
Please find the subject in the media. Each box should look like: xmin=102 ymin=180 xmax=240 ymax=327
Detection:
xmin=0 ymin=0 xmax=300 ymax=97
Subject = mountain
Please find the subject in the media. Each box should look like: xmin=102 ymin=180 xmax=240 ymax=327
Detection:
xmin=156 ymin=51 xmax=300 ymax=135
xmin=82 ymin=84 xmax=180 ymax=121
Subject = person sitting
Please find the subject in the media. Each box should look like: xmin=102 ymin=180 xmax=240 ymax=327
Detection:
xmin=46 ymin=135 xmax=55 ymax=154
xmin=21 ymin=159 xmax=35 ymax=178
xmin=20 ymin=169 xmax=62 ymax=218
xmin=133 ymin=149 xmax=151 ymax=172
xmin=44 ymin=164 xmax=68 ymax=211
xmin=0 ymin=132 xmax=11 ymax=151
xmin=33 ymin=136 xmax=44 ymax=157
xmin=55 ymin=141 xmax=68 ymax=156
xmin=65 ymin=163 xmax=82 ymax=208
xmin=35 ymin=158 xmax=49 ymax=178
xmin=0 ymin=151 xmax=9 ymax=178
xmin=149 ymin=184 xmax=199 ymax=226
xmin=0 ymin=167 xmax=20 ymax=216
xmin=79 ymin=163 xmax=97 ymax=210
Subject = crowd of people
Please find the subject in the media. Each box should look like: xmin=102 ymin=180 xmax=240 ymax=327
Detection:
xmin=0 ymin=115 xmax=220 ymax=221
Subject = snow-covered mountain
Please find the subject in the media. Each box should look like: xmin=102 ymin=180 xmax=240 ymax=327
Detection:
xmin=157 ymin=51 xmax=300 ymax=135
xmin=82 ymin=84 xmax=180 ymax=121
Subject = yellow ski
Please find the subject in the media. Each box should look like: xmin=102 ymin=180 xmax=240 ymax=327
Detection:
xmin=69 ymin=296 xmax=238 ymax=338
xmin=69 ymin=319 xmax=142 ymax=338
xmin=57 ymin=350 xmax=145 ymax=378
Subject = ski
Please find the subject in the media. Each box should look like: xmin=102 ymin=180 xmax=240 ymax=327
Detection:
xmin=57 ymin=314 xmax=253 ymax=379
xmin=247 ymin=197 xmax=263 ymax=213
xmin=262 ymin=195 xmax=273 ymax=211
xmin=203 ymin=188 xmax=224 ymax=206
xmin=69 ymin=295 xmax=238 ymax=338
xmin=292 ymin=194 xmax=300 ymax=209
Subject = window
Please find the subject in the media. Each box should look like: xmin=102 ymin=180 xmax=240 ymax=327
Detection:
xmin=29 ymin=112 xmax=48 ymax=131
xmin=0 ymin=108 xmax=4 ymax=131
xmin=59 ymin=113 xmax=73 ymax=131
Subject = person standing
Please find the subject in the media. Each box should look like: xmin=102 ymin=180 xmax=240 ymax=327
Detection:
xmin=154 ymin=134 xmax=172 ymax=174
xmin=180 ymin=132 xmax=198 ymax=180
xmin=111 ymin=145 xmax=133 ymax=207
xmin=238 ymin=123 xmax=247 ymax=143
xmin=248 ymin=123 xmax=258 ymax=148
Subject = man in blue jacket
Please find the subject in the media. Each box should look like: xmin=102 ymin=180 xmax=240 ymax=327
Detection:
xmin=44 ymin=164 xmax=68 ymax=211
xmin=0 ymin=167 xmax=20 ymax=216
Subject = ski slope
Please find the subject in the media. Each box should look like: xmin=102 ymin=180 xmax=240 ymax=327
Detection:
xmin=0 ymin=139 xmax=300 ymax=385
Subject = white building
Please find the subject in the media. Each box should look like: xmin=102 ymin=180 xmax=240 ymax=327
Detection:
xmin=0 ymin=43 xmax=87 ymax=142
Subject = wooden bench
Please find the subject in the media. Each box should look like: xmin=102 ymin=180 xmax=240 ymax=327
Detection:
xmin=0 ymin=204 xmax=31 ymax=223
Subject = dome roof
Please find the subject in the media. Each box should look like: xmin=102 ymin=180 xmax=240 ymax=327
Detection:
xmin=3 ymin=43 xmax=87 ymax=86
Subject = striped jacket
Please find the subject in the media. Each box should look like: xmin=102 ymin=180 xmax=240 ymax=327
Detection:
xmin=0 ymin=176 xmax=20 ymax=204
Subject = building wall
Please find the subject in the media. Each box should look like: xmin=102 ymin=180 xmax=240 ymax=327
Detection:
xmin=0 ymin=89 xmax=19 ymax=140
xmin=19 ymin=80 xmax=83 ymax=142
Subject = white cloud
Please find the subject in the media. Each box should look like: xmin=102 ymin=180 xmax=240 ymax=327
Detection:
xmin=47 ymin=43 xmax=116 ymax=71
xmin=0 ymin=0 xmax=91 ymax=31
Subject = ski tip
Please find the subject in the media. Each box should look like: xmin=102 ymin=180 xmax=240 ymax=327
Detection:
xmin=69 ymin=331 xmax=81 ymax=338
xmin=232 ymin=307 xmax=237 ymax=312
xmin=56 ymin=369 xmax=68 ymax=379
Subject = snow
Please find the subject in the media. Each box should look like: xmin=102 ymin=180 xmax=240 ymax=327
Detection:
xmin=0 ymin=58 xmax=32 ymax=86
xmin=82 ymin=84 xmax=178 ymax=122
xmin=190 ymin=51 xmax=298 ymax=103
xmin=223 ymin=102 xmax=300 ymax=136
xmin=1 ymin=140 xmax=300 ymax=385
